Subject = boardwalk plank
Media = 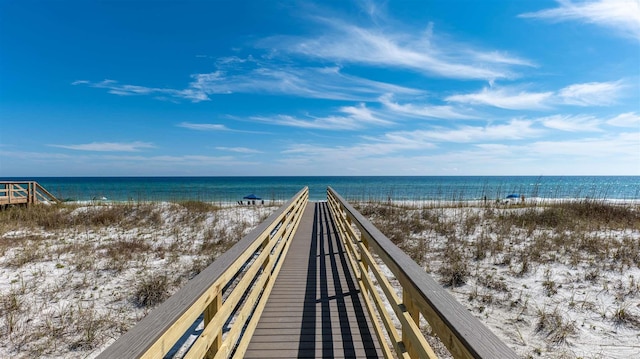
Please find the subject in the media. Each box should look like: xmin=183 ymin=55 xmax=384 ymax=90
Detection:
xmin=245 ymin=202 xmax=382 ymax=359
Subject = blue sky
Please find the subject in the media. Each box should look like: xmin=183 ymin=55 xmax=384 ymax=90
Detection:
xmin=1 ymin=0 xmax=639 ymax=176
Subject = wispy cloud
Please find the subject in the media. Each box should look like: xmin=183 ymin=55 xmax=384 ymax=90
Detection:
xmin=215 ymin=147 xmax=263 ymax=154
xmin=539 ymin=114 xmax=602 ymax=132
xmin=558 ymin=80 xmax=625 ymax=106
xmin=519 ymin=0 xmax=640 ymax=41
xmin=379 ymin=94 xmax=478 ymax=119
xmin=274 ymin=120 xmax=552 ymax=175
xmin=446 ymin=86 xmax=553 ymax=110
xmin=177 ymin=122 xmax=266 ymax=134
xmin=262 ymin=18 xmax=533 ymax=80
xmin=73 ymin=79 xmax=208 ymax=102
xmin=276 ymin=126 xmax=638 ymax=175
xmin=607 ymin=112 xmax=640 ymax=127
xmin=74 ymin=5 xmax=534 ymax=103
xmin=0 ymin=150 xmax=73 ymax=160
xmin=186 ymin=66 xmax=422 ymax=101
xmin=74 ymin=66 xmax=422 ymax=103
xmin=529 ymin=132 xmax=639 ymax=157
xmin=378 ymin=119 xmax=542 ymax=143
xmin=283 ymin=119 xmax=541 ymax=161
xmin=252 ymin=103 xmax=392 ymax=130
xmin=48 ymin=141 xmax=155 ymax=152
xmin=446 ymin=80 xmax=626 ymax=110
xmin=178 ymin=122 xmax=231 ymax=131
xmin=281 ymin=138 xmax=435 ymax=160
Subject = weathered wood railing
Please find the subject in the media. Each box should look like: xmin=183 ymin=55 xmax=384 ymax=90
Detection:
xmin=97 ymin=187 xmax=309 ymax=359
xmin=0 ymin=181 xmax=59 ymax=205
xmin=327 ymin=187 xmax=518 ymax=359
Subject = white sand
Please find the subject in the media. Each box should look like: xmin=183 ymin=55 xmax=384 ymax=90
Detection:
xmin=365 ymin=202 xmax=640 ymax=359
xmin=1 ymin=200 xmax=638 ymax=358
xmin=0 ymin=202 xmax=277 ymax=359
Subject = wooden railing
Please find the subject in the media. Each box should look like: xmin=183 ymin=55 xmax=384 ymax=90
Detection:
xmin=0 ymin=181 xmax=59 ymax=205
xmin=327 ymin=187 xmax=518 ymax=359
xmin=97 ymin=187 xmax=309 ymax=359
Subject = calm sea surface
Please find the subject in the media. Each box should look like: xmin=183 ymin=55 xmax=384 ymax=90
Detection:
xmin=3 ymin=176 xmax=639 ymax=202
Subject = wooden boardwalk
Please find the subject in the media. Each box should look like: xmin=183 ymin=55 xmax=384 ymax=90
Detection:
xmin=0 ymin=181 xmax=58 ymax=205
xmin=97 ymin=188 xmax=518 ymax=359
xmin=245 ymin=202 xmax=382 ymax=358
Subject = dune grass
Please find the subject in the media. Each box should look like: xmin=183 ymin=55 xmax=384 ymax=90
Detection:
xmin=2 ymin=198 xmax=638 ymax=358
xmin=352 ymin=199 xmax=640 ymax=358
xmin=0 ymin=201 xmax=277 ymax=358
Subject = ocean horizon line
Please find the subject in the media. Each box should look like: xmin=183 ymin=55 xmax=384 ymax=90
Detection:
xmin=4 ymin=175 xmax=640 ymax=179
xmin=3 ymin=175 xmax=638 ymax=202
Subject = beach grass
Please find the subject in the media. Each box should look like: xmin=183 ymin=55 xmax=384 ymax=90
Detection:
xmin=352 ymin=198 xmax=640 ymax=358
xmin=0 ymin=200 xmax=278 ymax=358
xmin=1 ymin=197 xmax=639 ymax=358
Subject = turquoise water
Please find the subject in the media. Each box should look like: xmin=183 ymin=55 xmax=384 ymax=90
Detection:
xmin=3 ymin=176 xmax=639 ymax=202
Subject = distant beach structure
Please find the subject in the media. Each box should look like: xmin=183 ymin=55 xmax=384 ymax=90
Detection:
xmin=242 ymin=193 xmax=262 ymax=205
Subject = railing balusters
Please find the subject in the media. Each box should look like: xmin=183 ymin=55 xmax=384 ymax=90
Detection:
xmin=97 ymin=187 xmax=308 ymax=359
xmin=203 ymin=292 xmax=222 ymax=358
xmin=0 ymin=181 xmax=59 ymax=205
xmin=78 ymin=185 xmax=518 ymax=358
xmin=327 ymin=187 xmax=518 ymax=359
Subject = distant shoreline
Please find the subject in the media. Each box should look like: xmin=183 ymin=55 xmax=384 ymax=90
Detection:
xmin=4 ymin=175 xmax=639 ymax=202
xmin=50 ymin=196 xmax=640 ymax=208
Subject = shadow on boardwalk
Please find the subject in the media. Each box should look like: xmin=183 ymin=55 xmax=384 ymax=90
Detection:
xmin=245 ymin=202 xmax=381 ymax=358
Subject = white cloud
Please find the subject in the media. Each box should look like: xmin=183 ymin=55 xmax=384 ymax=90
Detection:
xmin=263 ymin=18 xmax=533 ymax=80
xmin=177 ymin=122 xmax=267 ymax=134
xmin=215 ymin=147 xmax=263 ymax=154
xmin=189 ymin=66 xmax=422 ymax=101
xmin=381 ymin=119 xmax=542 ymax=143
xmin=446 ymin=80 xmax=627 ymax=110
xmin=275 ymin=122 xmax=545 ymax=175
xmin=282 ymin=120 xmax=540 ymax=163
xmin=539 ymin=114 xmax=603 ymax=132
xmin=48 ymin=141 xmax=155 ymax=152
xmin=529 ymin=132 xmax=640 ymax=157
xmin=74 ymin=66 xmax=422 ymax=103
xmin=73 ymin=79 xmax=208 ymax=102
xmin=178 ymin=122 xmax=231 ymax=131
xmin=281 ymin=137 xmax=435 ymax=162
xmin=0 ymin=150 xmax=73 ymax=160
xmin=446 ymin=87 xmax=553 ymax=110
xmin=607 ymin=112 xmax=640 ymax=127
xmin=379 ymin=94 xmax=478 ymax=119
xmin=519 ymin=0 xmax=640 ymax=41
xmin=252 ymin=103 xmax=392 ymax=130
xmin=558 ymin=80 xmax=625 ymax=106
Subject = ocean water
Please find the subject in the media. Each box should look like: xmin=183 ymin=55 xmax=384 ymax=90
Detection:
xmin=3 ymin=176 xmax=639 ymax=203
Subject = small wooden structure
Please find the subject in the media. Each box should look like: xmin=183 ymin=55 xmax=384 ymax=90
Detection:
xmin=0 ymin=181 xmax=59 ymax=206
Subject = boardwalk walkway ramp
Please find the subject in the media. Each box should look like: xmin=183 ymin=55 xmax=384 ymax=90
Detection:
xmin=97 ymin=187 xmax=517 ymax=359
xmin=244 ymin=202 xmax=381 ymax=358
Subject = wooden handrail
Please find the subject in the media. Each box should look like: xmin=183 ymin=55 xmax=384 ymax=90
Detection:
xmin=0 ymin=181 xmax=59 ymax=205
xmin=97 ymin=187 xmax=309 ymax=359
xmin=327 ymin=187 xmax=518 ymax=359
xmin=34 ymin=182 xmax=59 ymax=203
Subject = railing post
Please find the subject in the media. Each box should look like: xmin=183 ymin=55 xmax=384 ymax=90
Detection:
xmin=360 ymin=230 xmax=370 ymax=275
xmin=403 ymin=288 xmax=420 ymax=358
xmin=203 ymin=291 xmax=222 ymax=358
xmin=29 ymin=182 xmax=35 ymax=205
